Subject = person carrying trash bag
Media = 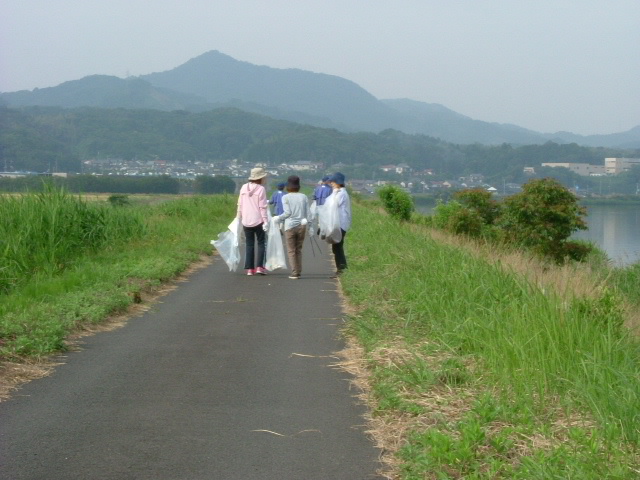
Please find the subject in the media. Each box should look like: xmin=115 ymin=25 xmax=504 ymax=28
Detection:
xmin=311 ymin=175 xmax=333 ymax=235
xmin=269 ymin=182 xmax=287 ymax=216
xmin=327 ymin=172 xmax=351 ymax=277
xmin=273 ymin=175 xmax=309 ymax=279
xmin=237 ymin=167 xmax=269 ymax=276
xmin=269 ymin=182 xmax=287 ymax=234
xmin=312 ymin=175 xmax=332 ymax=206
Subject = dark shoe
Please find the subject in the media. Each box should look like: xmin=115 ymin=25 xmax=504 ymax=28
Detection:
xmin=288 ymin=274 xmax=300 ymax=279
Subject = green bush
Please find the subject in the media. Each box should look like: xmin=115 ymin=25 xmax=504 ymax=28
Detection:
xmin=378 ymin=184 xmax=414 ymax=221
xmin=107 ymin=194 xmax=131 ymax=207
xmin=429 ymin=200 xmax=486 ymax=238
xmin=498 ymin=178 xmax=590 ymax=263
xmin=563 ymin=240 xmax=594 ymax=263
xmin=454 ymin=188 xmax=500 ymax=225
xmin=430 ymin=200 xmax=464 ymax=229
xmin=447 ymin=207 xmax=485 ymax=237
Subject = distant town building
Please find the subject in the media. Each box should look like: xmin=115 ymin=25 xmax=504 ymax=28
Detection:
xmin=288 ymin=161 xmax=322 ymax=171
xmin=541 ymin=162 xmax=606 ymax=176
xmin=604 ymin=158 xmax=640 ymax=175
xmin=395 ymin=163 xmax=412 ymax=174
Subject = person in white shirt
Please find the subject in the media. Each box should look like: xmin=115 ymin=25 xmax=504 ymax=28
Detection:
xmin=328 ymin=172 xmax=351 ymax=277
xmin=274 ymin=175 xmax=309 ymax=279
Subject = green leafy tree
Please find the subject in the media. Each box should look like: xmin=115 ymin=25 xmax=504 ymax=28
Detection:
xmin=499 ymin=178 xmax=589 ymax=262
xmin=378 ymin=184 xmax=414 ymax=221
xmin=429 ymin=200 xmax=485 ymax=238
xmin=453 ymin=188 xmax=500 ymax=225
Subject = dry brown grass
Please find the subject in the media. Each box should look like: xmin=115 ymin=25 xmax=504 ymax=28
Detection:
xmin=0 ymin=360 xmax=62 ymax=401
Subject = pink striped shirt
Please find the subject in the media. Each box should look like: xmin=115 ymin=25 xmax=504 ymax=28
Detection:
xmin=237 ymin=182 xmax=268 ymax=227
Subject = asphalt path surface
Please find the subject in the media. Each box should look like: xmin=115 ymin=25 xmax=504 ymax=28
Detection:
xmin=0 ymin=237 xmax=382 ymax=479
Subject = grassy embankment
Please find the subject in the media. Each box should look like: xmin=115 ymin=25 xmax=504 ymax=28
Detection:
xmin=340 ymin=201 xmax=640 ymax=479
xmin=0 ymin=190 xmax=236 ymax=358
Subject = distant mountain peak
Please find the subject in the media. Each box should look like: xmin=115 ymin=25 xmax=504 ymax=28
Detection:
xmin=1 ymin=50 xmax=637 ymax=148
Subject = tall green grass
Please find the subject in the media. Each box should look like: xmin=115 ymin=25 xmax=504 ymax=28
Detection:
xmin=610 ymin=262 xmax=640 ymax=307
xmin=0 ymin=186 xmax=145 ymax=293
xmin=0 ymin=193 xmax=236 ymax=357
xmin=342 ymin=202 xmax=640 ymax=476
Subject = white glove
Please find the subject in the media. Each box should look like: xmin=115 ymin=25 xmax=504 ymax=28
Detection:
xmin=301 ymin=218 xmax=308 ymax=226
xmin=262 ymin=222 xmax=269 ymax=232
xmin=273 ymin=216 xmax=281 ymax=224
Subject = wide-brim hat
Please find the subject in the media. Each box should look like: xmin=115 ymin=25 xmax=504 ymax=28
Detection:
xmin=329 ymin=172 xmax=345 ymax=185
xmin=249 ymin=167 xmax=267 ymax=180
xmin=286 ymin=175 xmax=301 ymax=189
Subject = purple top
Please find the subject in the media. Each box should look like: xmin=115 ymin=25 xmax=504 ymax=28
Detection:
xmin=269 ymin=190 xmax=286 ymax=215
xmin=312 ymin=184 xmax=332 ymax=206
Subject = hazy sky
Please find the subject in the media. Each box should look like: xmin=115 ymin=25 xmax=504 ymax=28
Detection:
xmin=2 ymin=1 xmax=639 ymax=136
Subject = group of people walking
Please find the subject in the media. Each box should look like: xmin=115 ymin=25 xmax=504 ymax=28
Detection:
xmin=236 ymin=167 xmax=351 ymax=279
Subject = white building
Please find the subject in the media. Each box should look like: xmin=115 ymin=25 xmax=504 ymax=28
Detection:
xmin=541 ymin=163 xmax=606 ymax=176
xmin=604 ymin=158 xmax=640 ymax=175
xmin=288 ymin=161 xmax=322 ymax=171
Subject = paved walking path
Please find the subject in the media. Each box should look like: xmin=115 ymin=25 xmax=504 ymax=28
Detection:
xmin=0 ymin=240 xmax=382 ymax=479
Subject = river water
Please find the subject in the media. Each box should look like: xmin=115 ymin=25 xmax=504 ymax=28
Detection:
xmin=573 ymin=205 xmax=640 ymax=266
xmin=415 ymin=203 xmax=640 ymax=266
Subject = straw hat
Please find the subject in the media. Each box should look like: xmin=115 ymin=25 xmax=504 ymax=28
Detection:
xmin=248 ymin=167 xmax=267 ymax=180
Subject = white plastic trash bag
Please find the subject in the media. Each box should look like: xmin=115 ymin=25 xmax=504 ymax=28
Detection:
xmin=308 ymin=200 xmax=317 ymax=237
xmin=211 ymin=218 xmax=244 ymax=271
xmin=265 ymin=216 xmax=287 ymax=271
xmin=317 ymin=194 xmax=342 ymax=244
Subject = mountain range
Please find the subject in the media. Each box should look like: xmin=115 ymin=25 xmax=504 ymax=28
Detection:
xmin=2 ymin=50 xmax=639 ymax=148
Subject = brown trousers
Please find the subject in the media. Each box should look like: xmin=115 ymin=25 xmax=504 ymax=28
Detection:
xmin=284 ymin=225 xmax=307 ymax=276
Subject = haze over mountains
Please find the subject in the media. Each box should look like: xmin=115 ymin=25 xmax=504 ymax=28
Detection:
xmin=2 ymin=50 xmax=638 ymax=148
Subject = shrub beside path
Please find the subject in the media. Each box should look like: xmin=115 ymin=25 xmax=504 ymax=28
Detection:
xmin=0 ymin=242 xmax=382 ymax=479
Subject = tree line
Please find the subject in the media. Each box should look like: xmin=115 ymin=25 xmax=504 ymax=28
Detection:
xmin=1 ymin=105 xmax=638 ymax=188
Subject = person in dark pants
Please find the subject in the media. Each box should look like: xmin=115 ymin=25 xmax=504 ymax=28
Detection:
xmin=327 ymin=172 xmax=351 ymax=277
xmin=237 ymin=167 xmax=269 ymax=275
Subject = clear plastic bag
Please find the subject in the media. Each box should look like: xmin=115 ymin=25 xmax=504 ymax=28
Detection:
xmin=211 ymin=218 xmax=244 ymax=271
xmin=308 ymin=200 xmax=317 ymax=237
xmin=317 ymin=194 xmax=342 ymax=244
xmin=265 ymin=214 xmax=287 ymax=271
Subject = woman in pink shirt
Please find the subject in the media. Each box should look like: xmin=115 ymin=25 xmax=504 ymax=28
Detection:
xmin=237 ymin=167 xmax=270 ymax=275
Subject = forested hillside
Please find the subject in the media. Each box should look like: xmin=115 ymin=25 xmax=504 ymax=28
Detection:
xmin=1 ymin=106 xmax=637 ymax=185
xmin=3 ymin=50 xmax=638 ymax=147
